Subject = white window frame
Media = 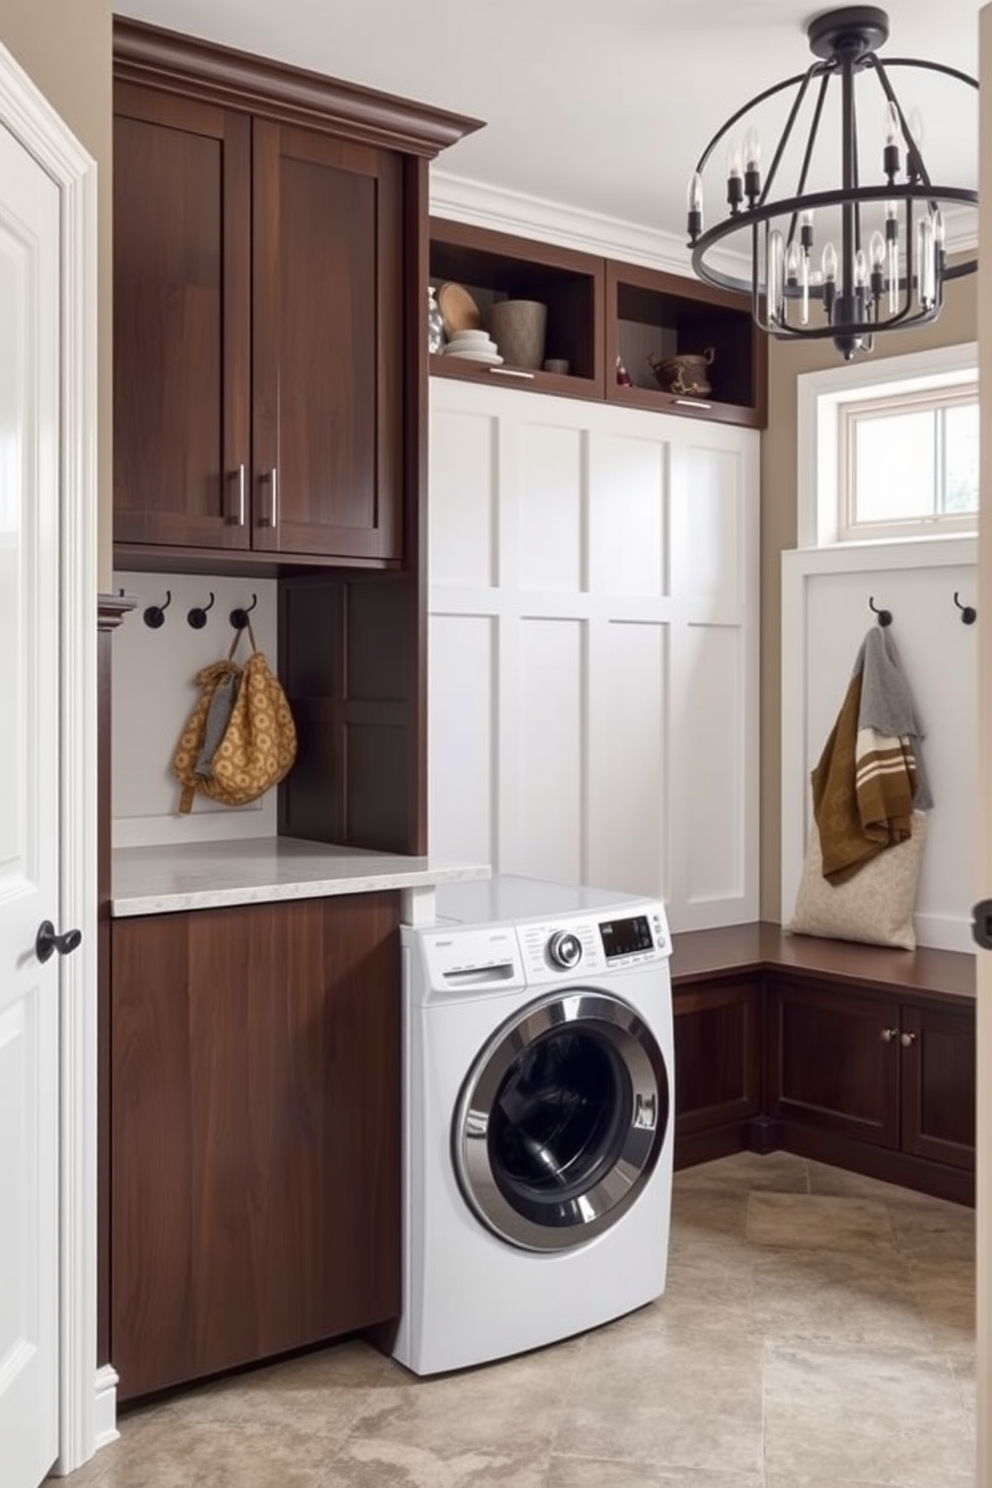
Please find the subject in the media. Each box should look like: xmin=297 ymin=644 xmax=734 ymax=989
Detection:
xmin=797 ymin=340 xmax=978 ymax=549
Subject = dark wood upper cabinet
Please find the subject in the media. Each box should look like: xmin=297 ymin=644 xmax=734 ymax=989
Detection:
xmin=113 ymin=88 xmax=251 ymax=551
xmin=251 ymin=121 xmax=402 ymax=560
xmin=112 ymin=18 xmax=481 ymax=569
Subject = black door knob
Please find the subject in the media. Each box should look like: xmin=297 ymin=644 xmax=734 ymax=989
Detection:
xmin=36 ymin=920 xmax=83 ymax=964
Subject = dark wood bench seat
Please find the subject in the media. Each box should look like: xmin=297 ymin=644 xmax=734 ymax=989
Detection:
xmin=666 ymin=921 xmax=976 ymax=1205
xmin=670 ymin=920 xmax=976 ymax=1003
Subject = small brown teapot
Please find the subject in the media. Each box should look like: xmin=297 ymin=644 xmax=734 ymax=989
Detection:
xmin=648 ymin=347 xmax=715 ymax=398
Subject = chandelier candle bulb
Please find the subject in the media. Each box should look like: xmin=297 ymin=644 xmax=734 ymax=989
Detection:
xmin=767 ymin=229 xmax=785 ymax=322
xmin=883 ymin=100 xmax=900 ymax=180
xmin=684 ymin=5 xmax=978 ymax=361
xmin=743 ymin=127 xmax=761 ymax=205
xmin=726 ymin=147 xmax=744 ymax=212
xmin=687 ymin=172 xmax=704 ymax=238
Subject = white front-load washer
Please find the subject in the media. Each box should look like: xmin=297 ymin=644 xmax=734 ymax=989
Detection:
xmin=393 ymin=875 xmax=675 ymax=1376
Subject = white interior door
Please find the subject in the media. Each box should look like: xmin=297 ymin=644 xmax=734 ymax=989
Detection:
xmin=0 ymin=115 xmax=63 ymax=1488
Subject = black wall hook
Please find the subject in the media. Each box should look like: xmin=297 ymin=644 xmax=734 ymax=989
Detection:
xmin=187 ymin=592 xmax=216 ymax=629
xmin=868 ymin=596 xmax=893 ymax=627
xmin=953 ymin=591 xmax=977 ymax=625
xmin=230 ymin=594 xmax=258 ymax=630
xmin=143 ymin=591 xmax=172 ymax=629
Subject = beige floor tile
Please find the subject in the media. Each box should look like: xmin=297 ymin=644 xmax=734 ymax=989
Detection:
xmin=670 ymin=1186 xmax=751 ymax=1244
xmin=557 ymin=1330 xmax=764 ymax=1474
xmin=763 ymin=1340 xmax=975 ymax=1487
xmin=322 ymin=1439 xmax=551 ymax=1487
xmin=888 ymin=1194 xmax=976 ymax=1262
xmin=907 ymin=1257 xmax=977 ymax=1347
xmin=86 ymin=1421 xmax=335 ymax=1487
xmin=749 ymin=1246 xmax=934 ymax=1347
xmin=746 ymin=1190 xmax=895 ymax=1252
xmin=548 ymin=1458 xmax=764 ymax=1487
xmin=345 ymin=1344 xmax=570 ymax=1458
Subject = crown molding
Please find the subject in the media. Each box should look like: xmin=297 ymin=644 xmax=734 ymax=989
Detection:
xmin=429 ymin=170 xmax=748 ymax=281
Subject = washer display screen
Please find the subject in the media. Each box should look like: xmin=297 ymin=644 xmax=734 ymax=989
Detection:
xmin=599 ymin=915 xmax=653 ymax=959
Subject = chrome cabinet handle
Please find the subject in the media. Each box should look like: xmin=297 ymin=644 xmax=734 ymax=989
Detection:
xmin=900 ymin=1031 xmax=917 ymax=1047
xmin=227 ymin=464 xmax=246 ymax=525
xmin=260 ymin=468 xmax=278 ymax=527
xmin=880 ymin=1027 xmax=898 ymax=1043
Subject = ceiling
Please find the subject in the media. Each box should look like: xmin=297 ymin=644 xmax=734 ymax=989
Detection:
xmin=114 ymin=0 xmax=984 ymax=263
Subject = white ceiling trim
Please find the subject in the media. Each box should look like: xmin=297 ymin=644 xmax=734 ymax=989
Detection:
xmin=429 ymin=169 xmax=748 ymax=282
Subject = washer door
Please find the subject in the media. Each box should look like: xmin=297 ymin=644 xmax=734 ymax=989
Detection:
xmin=453 ymin=989 xmax=670 ymax=1252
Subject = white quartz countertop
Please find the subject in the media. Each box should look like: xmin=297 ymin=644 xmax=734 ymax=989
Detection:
xmin=112 ymin=838 xmax=490 ymax=918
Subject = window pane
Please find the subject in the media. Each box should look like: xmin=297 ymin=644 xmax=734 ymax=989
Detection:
xmin=942 ymin=402 xmax=979 ymax=513
xmin=853 ymin=411 xmax=934 ymax=523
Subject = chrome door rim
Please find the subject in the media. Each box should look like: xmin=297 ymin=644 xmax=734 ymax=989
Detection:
xmin=453 ymin=989 xmax=669 ymax=1252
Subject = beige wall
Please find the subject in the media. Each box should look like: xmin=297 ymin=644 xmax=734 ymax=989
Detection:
xmin=1 ymin=0 xmax=113 ymax=589
xmin=759 ymin=268 xmax=978 ymax=920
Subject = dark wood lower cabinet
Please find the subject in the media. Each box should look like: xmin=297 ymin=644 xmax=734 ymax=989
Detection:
xmin=766 ymin=980 xmax=902 ymax=1148
xmin=766 ymin=977 xmax=975 ymax=1204
xmin=899 ymin=1002 xmax=976 ymax=1170
xmin=673 ymin=976 xmax=762 ymax=1166
xmin=110 ymin=892 xmax=400 ymax=1402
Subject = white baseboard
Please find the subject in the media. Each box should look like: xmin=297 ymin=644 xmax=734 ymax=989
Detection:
xmin=94 ymin=1363 xmax=119 ymax=1451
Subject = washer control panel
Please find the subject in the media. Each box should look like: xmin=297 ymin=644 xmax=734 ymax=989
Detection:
xmin=517 ymin=902 xmax=670 ymax=979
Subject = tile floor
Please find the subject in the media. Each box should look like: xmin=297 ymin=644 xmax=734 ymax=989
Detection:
xmin=66 ymin=1151 xmax=977 ymax=1487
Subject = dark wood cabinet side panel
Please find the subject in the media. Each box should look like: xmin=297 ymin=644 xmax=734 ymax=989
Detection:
xmin=318 ymin=893 xmax=401 ymax=1328
xmin=97 ymin=596 xmax=135 ymax=1368
xmin=111 ymin=916 xmax=196 ymax=1398
xmin=673 ymin=979 xmax=761 ymax=1137
xmin=113 ymin=103 xmax=251 ymax=549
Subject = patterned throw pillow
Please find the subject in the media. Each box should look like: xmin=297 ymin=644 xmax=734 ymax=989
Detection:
xmin=787 ymin=811 xmax=927 ymax=951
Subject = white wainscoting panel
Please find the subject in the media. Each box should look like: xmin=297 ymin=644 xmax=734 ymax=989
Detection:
xmin=430 ymin=406 xmax=498 ymax=589
xmin=428 ymin=613 xmax=497 ymax=866
xmin=592 ymin=432 xmax=668 ymax=598
xmin=518 ymin=422 xmax=585 ymax=594
xmin=429 ymin=379 xmax=760 ymax=930
xmin=112 ymin=572 xmax=279 ymax=847
xmin=781 ymin=539 xmax=978 ymax=952
xmin=678 ymin=623 xmax=747 ymax=907
xmin=587 ymin=618 xmax=670 ymax=898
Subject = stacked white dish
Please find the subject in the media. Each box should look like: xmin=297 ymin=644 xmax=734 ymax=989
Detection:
xmin=442 ymin=328 xmax=503 ymax=365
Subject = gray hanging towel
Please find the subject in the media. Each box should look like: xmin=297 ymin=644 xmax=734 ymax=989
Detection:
xmin=854 ymin=626 xmax=934 ymax=810
xmin=194 ymin=669 xmax=241 ymax=779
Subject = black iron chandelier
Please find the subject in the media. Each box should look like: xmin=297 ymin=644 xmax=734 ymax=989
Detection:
xmin=685 ymin=6 xmax=978 ymax=360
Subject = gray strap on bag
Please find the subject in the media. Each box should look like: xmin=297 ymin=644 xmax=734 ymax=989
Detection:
xmin=194 ymin=670 xmax=241 ymax=778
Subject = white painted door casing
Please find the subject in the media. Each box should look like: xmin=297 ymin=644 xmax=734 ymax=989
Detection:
xmin=0 ymin=108 xmax=61 ymax=1488
xmin=428 ymin=379 xmax=759 ymax=930
xmin=0 ymin=39 xmax=99 ymax=1484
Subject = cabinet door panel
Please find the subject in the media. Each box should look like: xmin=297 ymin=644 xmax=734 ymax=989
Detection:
xmin=111 ymin=895 xmax=400 ymax=1400
xmin=113 ymin=87 xmax=250 ymax=548
xmin=900 ymin=1004 xmax=976 ymax=1169
xmin=768 ymin=982 xmax=901 ymax=1147
xmin=253 ymin=122 xmax=402 ymax=559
